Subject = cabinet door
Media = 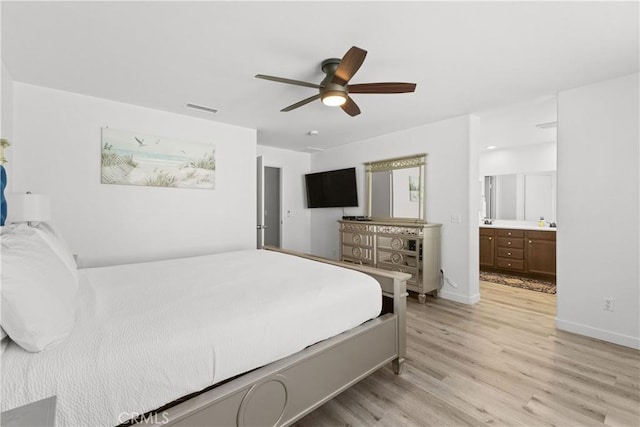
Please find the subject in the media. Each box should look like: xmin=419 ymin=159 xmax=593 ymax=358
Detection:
xmin=479 ymin=234 xmax=495 ymax=268
xmin=526 ymin=237 xmax=556 ymax=276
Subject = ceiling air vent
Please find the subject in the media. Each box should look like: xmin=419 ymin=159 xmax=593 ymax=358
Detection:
xmin=185 ymin=103 xmax=218 ymax=114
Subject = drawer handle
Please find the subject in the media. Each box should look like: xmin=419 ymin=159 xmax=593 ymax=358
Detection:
xmin=488 ymin=237 xmax=492 ymax=240
xmin=529 ymin=240 xmax=533 ymax=244
xmin=508 ymin=252 xmax=511 ymax=256
xmin=507 ymin=241 xmax=511 ymax=245
xmin=508 ymin=232 xmax=512 ymax=236
xmin=508 ymin=263 xmax=511 ymax=267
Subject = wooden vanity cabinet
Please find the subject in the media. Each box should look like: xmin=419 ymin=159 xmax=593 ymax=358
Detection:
xmin=479 ymin=228 xmax=495 ymax=268
xmin=495 ymin=229 xmax=526 ymax=272
xmin=526 ymin=230 xmax=556 ymax=276
xmin=479 ymin=227 xmax=556 ymax=279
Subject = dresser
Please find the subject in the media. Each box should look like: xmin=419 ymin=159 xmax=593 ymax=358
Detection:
xmin=479 ymin=226 xmax=556 ymax=279
xmin=339 ymin=220 xmax=442 ymax=303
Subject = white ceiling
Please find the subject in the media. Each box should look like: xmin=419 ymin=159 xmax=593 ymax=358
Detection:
xmin=476 ymin=95 xmax=557 ymax=150
xmin=2 ymin=1 xmax=638 ymax=151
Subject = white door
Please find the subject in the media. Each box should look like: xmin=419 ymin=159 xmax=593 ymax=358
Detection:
xmin=256 ymin=156 xmax=264 ymax=248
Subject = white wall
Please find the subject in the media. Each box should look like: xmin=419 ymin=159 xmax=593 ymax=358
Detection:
xmin=1 ymin=61 xmax=14 ymax=177
xmin=11 ymin=83 xmax=257 ymax=267
xmin=256 ymin=145 xmax=311 ymax=253
xmin=479 ymin=141 xmax=557 ymax=177
xmin=310 ymin=115 xmax=480 ymax=305
xmin=557 ymin=73 xmax=639 ymax=349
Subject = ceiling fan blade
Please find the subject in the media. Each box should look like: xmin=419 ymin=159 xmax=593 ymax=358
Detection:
xmin=255 ymin=74 xmax=322 ymax=89
xmin=281 ymin=94 xmax=321 ymax=112
xmin=341 ymin=96 xmax=361 ymax=117
xmin=348 ymin=82 xmax=417 ymax=94
xmin=332 ymin=46 xmax=367 ymax=86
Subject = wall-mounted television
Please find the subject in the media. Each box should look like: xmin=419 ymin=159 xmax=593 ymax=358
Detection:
xmin=305 ymin=167 xmax=358 ymax=208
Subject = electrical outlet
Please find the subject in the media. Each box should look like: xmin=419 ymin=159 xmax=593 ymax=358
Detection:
xmin=603 ymin=297 xmax=615 ymax=311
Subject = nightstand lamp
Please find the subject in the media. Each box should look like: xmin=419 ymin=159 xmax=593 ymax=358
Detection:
xmin=10 ymin=191 xmax=51 ymax=226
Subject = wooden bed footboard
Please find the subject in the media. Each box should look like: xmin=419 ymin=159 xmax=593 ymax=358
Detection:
xmin=147 ymin=246 xmax=409 ymax=427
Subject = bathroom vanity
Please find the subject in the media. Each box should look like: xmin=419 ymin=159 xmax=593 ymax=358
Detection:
xmin=480 ymin=225 xmax=556 ymax=279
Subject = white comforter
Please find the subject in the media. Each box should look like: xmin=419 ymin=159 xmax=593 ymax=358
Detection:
xmin=1 ymin=249 xmax=381 ymax=426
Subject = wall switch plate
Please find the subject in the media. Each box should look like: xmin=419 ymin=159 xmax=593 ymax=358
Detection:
xmin=603 ymin=297 xmax=615 ymax=311
xmin=450 ymin=214 xmax=462 ymax=224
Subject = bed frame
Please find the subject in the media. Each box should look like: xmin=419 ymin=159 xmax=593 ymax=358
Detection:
xmin=145 ymin=246 xmax=409 ymax=427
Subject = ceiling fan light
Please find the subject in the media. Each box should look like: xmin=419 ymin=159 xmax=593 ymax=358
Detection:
xmin=321 ymin=91 xmax=347 ymax=107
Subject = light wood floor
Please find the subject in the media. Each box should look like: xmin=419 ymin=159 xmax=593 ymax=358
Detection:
xmin=295 ymin=281 xmax=640 ymax=427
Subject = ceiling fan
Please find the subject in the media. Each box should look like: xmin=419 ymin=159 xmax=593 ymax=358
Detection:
xmin=255 ymin=46 xmax=416 ymax=117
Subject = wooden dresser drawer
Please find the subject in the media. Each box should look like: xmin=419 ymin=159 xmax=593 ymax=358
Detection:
xmin=497 ymin=237 xmax=524 ymax=249
xmin=495 ymin=258 xmax=524 ymax=271
xmin=497 ymin=247 xmax=524 ymax=260
xmin=480 ymin=228 xmax=495 ymax=237
xmin=496 ymin=229 xmax=524 ymax=238
xmin=526 ymin=230 xmax=556 ymax=241
xmin=341 ymin=245 xmax=374 ymax=264
xmin=376 ymin=261 xmax=419 ymax=278
xmin=341 ymin=231 xmax=374 ymax=247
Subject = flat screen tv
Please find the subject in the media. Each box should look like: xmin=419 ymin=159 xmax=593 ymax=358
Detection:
xmin=305 ymin=167 xmax=358 ymax=208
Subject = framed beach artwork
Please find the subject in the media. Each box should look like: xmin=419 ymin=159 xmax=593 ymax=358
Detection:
xmin=100 ymin=128 xmax=215 ymax=189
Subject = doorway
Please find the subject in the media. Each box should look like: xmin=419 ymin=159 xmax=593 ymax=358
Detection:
xmin=264 ymin=166 xmax=281 ymax=247
xmin=256 ymin=156 xmax=281 ymax=249
xmin=476 ymin=96 xmax=557 ymax=313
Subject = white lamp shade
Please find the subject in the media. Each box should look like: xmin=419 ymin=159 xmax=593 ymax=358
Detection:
xmin=9 ymin=193 xmax=51 ymax=223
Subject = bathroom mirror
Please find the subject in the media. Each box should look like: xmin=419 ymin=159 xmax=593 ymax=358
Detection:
xmin=365 ymin=154 xmax=426 ymax=221
xmin=482 ymin=171 xmax=556 ymax=221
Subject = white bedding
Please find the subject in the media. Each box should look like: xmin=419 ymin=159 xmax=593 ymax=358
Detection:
xmin=1 ymin=249 xmax=381 ymax=426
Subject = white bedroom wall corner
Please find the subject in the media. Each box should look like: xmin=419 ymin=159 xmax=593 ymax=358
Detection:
xmin=556 ymin=73 xmax=640 ymax=349
xmin=12 ymin=83 xmax=258 ymax=267
xmin=256 ymin=145 xmax=312 ymax=253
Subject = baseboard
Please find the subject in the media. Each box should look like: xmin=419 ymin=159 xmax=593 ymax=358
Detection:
xmin=439 ymin=290 xmax=481 ymax=305
xmin=556 ymin=318 xmax=640 ymax=350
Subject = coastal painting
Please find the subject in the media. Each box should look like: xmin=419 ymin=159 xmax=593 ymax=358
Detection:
xmin=101 ymin=128 xmax=215 ymax=189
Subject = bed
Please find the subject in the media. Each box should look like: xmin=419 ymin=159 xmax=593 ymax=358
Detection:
xmin=1 ymin=220 xmax=408 ymax=427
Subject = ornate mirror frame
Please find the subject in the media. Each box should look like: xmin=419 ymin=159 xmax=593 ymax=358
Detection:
xmin=364 ymin=153 xmax=427 ymax=222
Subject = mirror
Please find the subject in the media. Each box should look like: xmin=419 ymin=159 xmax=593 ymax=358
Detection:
xmin=365 ymin=154 xmax=426 ymax=221
xmin=482 ymin=171 xmax=556 ymax=221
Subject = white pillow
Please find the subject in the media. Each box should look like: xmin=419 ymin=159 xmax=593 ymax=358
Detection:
xmin=33 ymin=222 xmax=78 ymax=279
xmin=1 ymin=224 xmax=78 ymax=352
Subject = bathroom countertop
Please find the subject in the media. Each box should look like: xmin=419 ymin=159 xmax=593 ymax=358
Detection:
xmin=479 ymin=223 xmax=557 ymax=231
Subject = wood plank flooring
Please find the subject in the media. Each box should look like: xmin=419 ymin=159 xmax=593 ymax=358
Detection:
xmin=295 ymin=281 xmax=640 ymax=427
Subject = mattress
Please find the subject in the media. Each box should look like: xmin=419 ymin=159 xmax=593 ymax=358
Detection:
xmin=1 ymin=249 xmax=381 ymax=426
